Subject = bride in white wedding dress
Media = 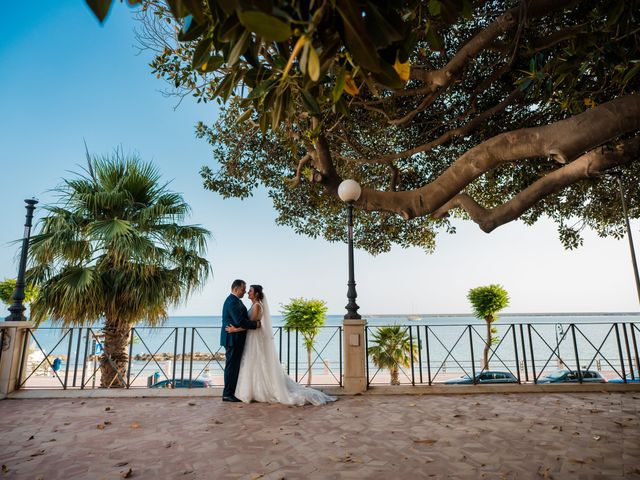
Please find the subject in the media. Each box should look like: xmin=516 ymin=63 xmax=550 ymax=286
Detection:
xmin=226 ymin=285 xmax=337 ymax=406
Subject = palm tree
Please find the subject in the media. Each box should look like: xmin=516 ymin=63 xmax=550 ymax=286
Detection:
xmin=467 ymin=284 xmax=510 ymax=370
xmin=367 ymin=325 xmax=417 ymax=385
xmin=26 ymin=151 xmax=211 ymax=387
xmin=282 ymin=298 xmax=327 ymax=386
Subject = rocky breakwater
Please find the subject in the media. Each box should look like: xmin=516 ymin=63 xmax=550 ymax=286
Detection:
xmin=132 ymin=352 xmax=225 ymax=362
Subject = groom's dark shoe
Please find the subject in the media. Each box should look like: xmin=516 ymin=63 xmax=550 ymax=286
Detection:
xmin=222 ymin=396 xmax=241 ymax=402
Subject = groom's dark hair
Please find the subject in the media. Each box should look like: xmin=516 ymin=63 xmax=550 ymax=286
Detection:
xmin=231 ymin=279 xmax=246 ymax=290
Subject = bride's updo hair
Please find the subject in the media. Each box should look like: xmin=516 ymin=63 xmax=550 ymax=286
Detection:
xmin=250 ymin=284 xmax=264 ymax=300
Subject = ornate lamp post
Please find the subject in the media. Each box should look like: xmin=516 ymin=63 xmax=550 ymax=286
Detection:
xmin=6 ymin=199 xmax=38 ymax=322
xmin=338 ymin=180 xmax=361 ymax=319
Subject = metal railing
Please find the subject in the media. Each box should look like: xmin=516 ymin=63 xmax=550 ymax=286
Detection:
xmin=17 ymin=325 xmax=343 ymax=389
xmin=366 ymin=322 xmax=640 ymax=386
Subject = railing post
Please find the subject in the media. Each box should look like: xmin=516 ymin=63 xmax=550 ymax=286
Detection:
xmin=343 ymin=318 xmax=367 ymax=393
xmin=409 ymin=326 xmax=415 ymax=386
xmin=511 ymin=325 xmax=521 ymax=384
xmin=417 ymin=326 xmax=423 ymax=384
xmin=519 ymin=324 xmax=529 ymax=382
xmin=570 ymin=324 xmax=582 ymax=383
xmin=172 ymin=328 xmax=178 ymax=387
xmin=295 ymin=328 xmax=299 ymax=383
xmin=614 ymin=323 xmax=627 ymax=382
xmin=425 ymin=326 xmax=432 ymax=386
xmin=63 ymin=328 xmax=73 ymax=390
xmin=468 ymin=326 xmax=476 ymax=384
xmin=622 ymin=323 xmax=634 ymax=380
xmin=127 ymin=328 xmax=135 ymax=388
xmin=339 ymin=326 xmax=343 ymax=387
xmin=73 ymin=327 xmax=83 ymax=387
xmin=80 ymin=329 xmax=90 ymax=389
xmin=527 ymin=324 xmax=537 ymax=384
xmin=631 ymin=324 xmax=639 ymax=378
xmin=189 ymin=328 xmax=195 ymax=387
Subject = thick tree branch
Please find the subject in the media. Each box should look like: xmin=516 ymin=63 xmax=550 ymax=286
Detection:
xmin=353 ymin=94 xmax=640 ymax=219
xmin=433 ymin=136 xmax=640 ymax=232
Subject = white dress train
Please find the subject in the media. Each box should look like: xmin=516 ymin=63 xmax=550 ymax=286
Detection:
xmin=234 ymin=297 xmax=337 ymax=406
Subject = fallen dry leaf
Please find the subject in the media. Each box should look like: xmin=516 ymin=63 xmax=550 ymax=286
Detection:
xmin=413 ymin=439 xmax=437 ymax=445
xmin=130 ymin=422 xmax=140 ymax=429
xmin=537 ymin=466 xmax=552 ymax=479
xmin=96 ymin=424 xmax=106 ymax=430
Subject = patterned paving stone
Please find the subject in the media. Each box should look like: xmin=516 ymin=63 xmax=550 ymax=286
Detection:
xmin=0 ymin=393 xmax=638 ymax=479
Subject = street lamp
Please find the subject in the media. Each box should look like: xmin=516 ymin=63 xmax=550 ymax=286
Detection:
xmin=607 ymin=172 xmax=640 ymax=305
xmin=6 ymin=199 xmax=38 ymax=322
xmin=338 ymin=179 xmax=362 ymax=320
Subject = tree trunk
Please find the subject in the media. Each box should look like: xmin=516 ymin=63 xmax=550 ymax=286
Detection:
xmin=483 ymin=318 xmax=492 ymax=370
xmin=390 ymin=367 xmax=400 ymax=385
xmin=307 ymin=347 xmax=312 ymax=386
xmin=100 ymin=319 xmax=130 ymax=388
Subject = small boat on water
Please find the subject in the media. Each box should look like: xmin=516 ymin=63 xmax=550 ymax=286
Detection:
xmin=406 ymin=315 xmax=422 ymax=321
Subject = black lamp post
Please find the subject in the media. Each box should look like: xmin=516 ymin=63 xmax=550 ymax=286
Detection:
xmin=608 ymin=172 xmax=640 ymax=305
xmin=338 ymin=180 xmax=361 ymax=319
xmin=6 ymin=199 xmax=38 ymax=322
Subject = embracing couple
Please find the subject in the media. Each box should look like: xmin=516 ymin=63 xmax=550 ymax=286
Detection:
xmin=220 ymin=279 xmax=337 ymax=406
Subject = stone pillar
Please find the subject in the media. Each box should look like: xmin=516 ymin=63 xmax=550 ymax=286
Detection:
xmin=342 ymin=319 xmax=367 ymax=394
xmin=0 ymin=322 xmax=33 ymax=398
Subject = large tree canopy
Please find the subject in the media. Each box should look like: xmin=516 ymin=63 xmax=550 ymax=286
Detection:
xmin=91 ymin=0 xmax=639 ymax=254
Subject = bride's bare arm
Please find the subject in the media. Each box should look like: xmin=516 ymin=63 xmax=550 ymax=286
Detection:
xmin=250 ymin=303 xmax=262 ymax=321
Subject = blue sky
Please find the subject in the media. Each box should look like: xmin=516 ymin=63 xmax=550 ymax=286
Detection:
xmin=1 ymin=3 xmax=638 ymax=316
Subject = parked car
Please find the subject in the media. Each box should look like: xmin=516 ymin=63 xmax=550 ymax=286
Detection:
xmin=444 ymin=371 xmax=518 ymax=384
xmin=537 ymin=369 xmax=605 ymax=384
xmin=150 ymin=378 xmax=213 ymax=388
xmin=608 ymin=371 xmax=640 ymax=383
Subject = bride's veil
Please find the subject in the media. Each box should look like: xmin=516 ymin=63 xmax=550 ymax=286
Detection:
xmin=260 ymin=295 xmax=273 ymax=334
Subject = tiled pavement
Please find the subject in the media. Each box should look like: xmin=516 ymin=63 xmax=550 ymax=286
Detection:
xmin=0 ymin=392 xmax=639 ymax=479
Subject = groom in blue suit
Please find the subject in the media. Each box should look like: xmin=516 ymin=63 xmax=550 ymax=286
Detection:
xmin=221 ymin=279 xmax=260 ymax=401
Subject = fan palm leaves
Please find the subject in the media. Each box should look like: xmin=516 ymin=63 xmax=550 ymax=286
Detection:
xmin=26 ymin=151 xmax=211 ymax=387
xmin=368 ymin=325 xmax=417 ymax=385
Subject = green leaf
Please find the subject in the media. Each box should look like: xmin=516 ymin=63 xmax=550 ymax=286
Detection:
xmin=228 ymin=30 xmax=250 ymax=65
xmin=271 ymin=93 xmax=283 ymax=130
xmin=428 ymin=0 xmax=441 ymax=16
xmin=336 ymin=0 xmax=381 ymax=73
xmin=166 ymin=0 xmax=190 ymax=19
xmin=301 ymin=90 xmax=321 ymax=115
xmin=85 ymin=0 xmax=113 ymax=23
xmin=622 ymin=62 xmax=640 ymax=85
xmin=237 ymin=11 xmax=292 ymax=42
xmin=307 ymin=47 xmax=320 ymax=81
xmin=424 ymin=21 xmax=442 ymax=51
xmin=236 ymin=109 xmax=252 ymax=124
xmin=191 ymin=37 xmax=212 ymax=70
xmin=247 ymin=78 xmax=278 ymax=99
xmin=332 ymin=67 xmax=346 ymax=102
xmin=371 ymin=61 xmax=405 ymax=89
